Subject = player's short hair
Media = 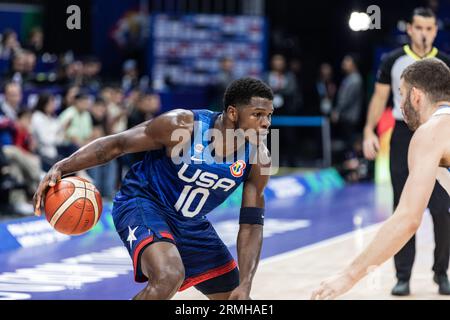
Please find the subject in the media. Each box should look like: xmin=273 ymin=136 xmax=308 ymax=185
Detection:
xmin=401 ymin=58 xmax=450 ymax=103
xmin=223 ymin=77 xmax=273 ymax=111
xmin=410 ymin=7 xmax=436 ymax=23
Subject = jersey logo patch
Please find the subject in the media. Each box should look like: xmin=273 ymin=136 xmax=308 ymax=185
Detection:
xmin=230 ymin=160 xmax=246 ymax=178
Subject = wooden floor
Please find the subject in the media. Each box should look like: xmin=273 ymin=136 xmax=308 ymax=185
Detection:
xmin=174 ymin=211 xmax=450 ymax=300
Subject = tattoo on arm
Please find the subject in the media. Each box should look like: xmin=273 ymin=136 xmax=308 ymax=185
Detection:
xmin=94 ymin=142 xmax=108 ymax=162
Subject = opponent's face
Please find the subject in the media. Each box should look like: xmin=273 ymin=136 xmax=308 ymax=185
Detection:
xmin=407 ymin=16 xmax=437 ymax=50
xmin=399 ymin=79 xmax=422 ymax=131
xmin=229 ymin=97 xmax=273 ymax=145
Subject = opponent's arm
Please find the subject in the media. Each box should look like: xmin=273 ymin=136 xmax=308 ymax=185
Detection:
xmin=311 ymin=126 xmax=443 ymax=299
xmin=34 ymin=109 xmax=193 ymax=215
xmin=229 ymin=156 xmax=270 ymax=300
xmin=436 ymin=167 xmax=450 ymax=195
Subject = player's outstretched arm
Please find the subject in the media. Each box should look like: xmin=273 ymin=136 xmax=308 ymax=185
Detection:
xmin=229 ymin=158 xmax=270 ymax=300
xmin=436 ymin=167 xmax=450 ymax=195
xmin=33 ymin=109 xmax=194 ymax=216
xmin=311 ymin=126 xmax=442 ymax=300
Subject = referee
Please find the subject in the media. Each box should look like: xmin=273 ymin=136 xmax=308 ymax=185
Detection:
xmin=363 ymin=7 xmax=450 ymax=296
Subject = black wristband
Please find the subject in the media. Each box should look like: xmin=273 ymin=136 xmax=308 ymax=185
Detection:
xmin=239 ymin=207 xmax=264 ymax=225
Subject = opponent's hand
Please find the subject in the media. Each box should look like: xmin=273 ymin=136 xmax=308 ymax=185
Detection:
xmin=33 ymin=165 xmax=62 ymax=216
xmin=310 ymin=272 xmax=355 ymax=300
xmin=228 ymin=285 xmax=251 ymax=300
xmin=363 ymin=129 xmax=380 ymax=160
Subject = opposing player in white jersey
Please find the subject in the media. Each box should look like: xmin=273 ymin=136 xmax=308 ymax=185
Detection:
xmin=312 ymin=58 xmax=450 ymax=299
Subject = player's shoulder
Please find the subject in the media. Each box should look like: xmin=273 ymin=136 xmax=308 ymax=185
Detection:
xmin=435 ymin=50 xmax=450 ymax=67
xmin=156 ymin=108 xmax=195 ymax=130
xmin=380 ymin=47 xmax=406 ymax=64
xmin=145 ymin=109 xmax=195 ymax=146
xmin=412 ymin=118 xmax=444 ymax=150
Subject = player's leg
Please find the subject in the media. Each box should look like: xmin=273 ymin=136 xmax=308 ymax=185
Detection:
xmin=390 ymin=122 xmax=415 ymax=288
xmin=176 ymin=217 xmax=240 ymax=299
xmin=196 ymin=268 xmax=240 ymax=300
xmin=112 ymin=197 xmax=185 ymax=300
xmin=427 ymin=181 xmax=450 ymax=294
xmin=133 ymin=241 xmax=185 ymax=300
xmin=206 ymin=292 xmax=233 ymax=300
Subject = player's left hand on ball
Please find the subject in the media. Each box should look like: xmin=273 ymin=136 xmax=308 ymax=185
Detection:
xmin=33 ymin=165 xmax=62 ymax=216
xmin=310 ymin=273 xmax=355 ymax=300
xmin=228 ymin=285 xmax=251 ymax=300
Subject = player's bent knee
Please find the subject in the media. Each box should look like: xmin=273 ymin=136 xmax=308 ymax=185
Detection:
xmin=140 ymin=241 xmax=185 ymax=289
xmin=153 ymin=265 xmax=185 ymax=290
xmin=138 ymin=266 xmax=185 ymax=300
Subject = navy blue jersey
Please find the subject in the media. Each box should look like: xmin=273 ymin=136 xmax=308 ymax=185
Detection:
xmin=114 ymin=109 xmax=253 ymax=218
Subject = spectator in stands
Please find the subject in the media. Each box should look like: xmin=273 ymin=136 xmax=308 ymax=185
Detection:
xmin=0 ymin=29 xmax=21 ymax=60
xmin=58 ymin=92 xmax=93 ymax=148
xmin=121 ymin=59 xmax=150 ymax=94
xmin=14 ymin=109 xmax=37 ymax=154
xmin=107 ymin=85 xmax=127 ymax=135
xmin=316 ymin=62 xmax=337 ymax=116
xmin=126 ymin=92 xmax=161 ymax=165
xmin=264 ymin=54 xmax=298 ymax=115
xmin=31 ymin=93 xmax=65 ymax=170
xmin=106 ymin=85 xmax=128 ymax=179
xmin=87 ymin=97 xmax=116 ymax=200
xmin=25 ymin=27 xmax=44 ymax=57
xmin=121 ymin=59 xmax=139 ymax=93
xmin=58 ymin=59 xmax=83 ymax=88
xmin=0 ymin=84 xmax=43 ymax=215
xmin=5 ymin=50 xmax=37 ymax=87
xmin=124 ymin=88 xmax=141 ymax=111
xmin=23 ymin=50 xmax=37 ymax=75
xmin=90 ymin=97 xmax=109 ymax=139
xmin=289 ymin=57 xmax=304 ymax=114
xmin=331 ymin=54 xmax=364 ymax=162
xmin=81 ymin=56 xmax=102 ymax=91
xmin=210 ymin=57 xmax=237 ymax=111
xmin=128 ymin=91 xmax=161 ymax=128
xmin=99 ymin=85 xmax=113 ymax=107
xmin=59 ymin=85 xmax=80 ymax=114
xmin=0 ymin=82 xmax=22 ymax=120
xmin=264 ymin=54 xmax=298 ymax=166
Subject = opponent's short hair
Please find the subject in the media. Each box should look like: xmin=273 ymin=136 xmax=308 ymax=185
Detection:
xmin=401 ymin=58 xmax=450 ymax=103
xmin=223 ymin=77 xmax=273 ymax=111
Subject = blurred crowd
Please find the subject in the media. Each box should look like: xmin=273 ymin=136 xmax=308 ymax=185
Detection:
xmin=211 ymin=53 xmax=368 ymax=181
xmin=0 ymin=26 xmax=369 ymax=216
xmin=0 ymin=28 xmax=161 ymax=216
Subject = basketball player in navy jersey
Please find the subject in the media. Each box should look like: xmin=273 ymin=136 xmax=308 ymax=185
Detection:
xmin=312 ymin=59 xmax=450 ymax=299
xmin=34 ymin=78 xmax=274 ymax=300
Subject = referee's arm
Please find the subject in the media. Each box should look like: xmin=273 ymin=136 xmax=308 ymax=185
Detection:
xmin=362 ymin=83 xmax=391 ymax=160
xmin=363 ymin=52 xmax=394 ymax=160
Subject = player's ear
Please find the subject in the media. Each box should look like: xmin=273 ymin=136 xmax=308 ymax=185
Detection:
xmin=411 ymin=87 xmax=422 ymax=106
xmin=226 ymin=105 xmax=238 ymax=122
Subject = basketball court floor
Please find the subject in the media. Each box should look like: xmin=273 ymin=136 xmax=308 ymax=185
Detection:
xmin=0 ymin=182 xmax=448 ymax=300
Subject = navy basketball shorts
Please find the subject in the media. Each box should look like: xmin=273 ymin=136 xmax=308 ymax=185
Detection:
xmin=112 ymin=197 xmax=239 ymax=294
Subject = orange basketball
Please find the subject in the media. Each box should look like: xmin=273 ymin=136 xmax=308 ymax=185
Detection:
xmin=44 ymin=176 xmax=103 ymax=235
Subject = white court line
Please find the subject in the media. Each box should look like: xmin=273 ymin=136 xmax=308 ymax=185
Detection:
xmin=260 ymin=222 xmax=383 ymax=266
